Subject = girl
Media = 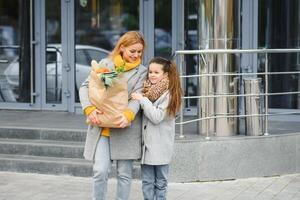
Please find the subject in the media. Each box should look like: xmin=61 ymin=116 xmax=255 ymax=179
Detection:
xmin=79 ymin=31 xmax=147 ymax=200
xmin=131 ymin=57 xmax=182 ymax=200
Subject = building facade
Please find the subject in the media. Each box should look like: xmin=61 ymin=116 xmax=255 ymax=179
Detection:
xmin=0 ymin=0 xmax=299 ymax=116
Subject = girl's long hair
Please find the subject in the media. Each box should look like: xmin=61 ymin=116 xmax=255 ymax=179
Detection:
xmin=109 ymin=31 xmax=146 ymax=58
xmin=149 ymin=57 xmax=182 ymax=117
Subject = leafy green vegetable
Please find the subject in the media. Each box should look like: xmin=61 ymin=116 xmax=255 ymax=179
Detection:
xmin=98 ymin=64 xmax=125 ymax=89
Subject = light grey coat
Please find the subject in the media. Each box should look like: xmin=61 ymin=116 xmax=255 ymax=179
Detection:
xmin=79 ymin=58 xmax=147 ymax=161
xmin=139 ymin=91 xmax=175 ymax=165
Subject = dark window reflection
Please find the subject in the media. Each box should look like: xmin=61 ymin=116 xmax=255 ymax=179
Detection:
xmin=45 ymin=0 xmax=61 ymax=104
xmin=74 ymin=0 xmax=139 ymax=102
xmin=154 ymin=0 xmax=172 ymax=58
xmin=75 ymin=0 xmax=139 ymax=52
xmin=258 ymin=0 xmax=300 ymax=109
xmin=184 ymin=0 xmax=199 ymax=107
xmin=0 ymin=0 xmax=32 ymax=103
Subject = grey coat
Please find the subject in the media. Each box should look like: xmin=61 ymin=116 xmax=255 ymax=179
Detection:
xmin=139 ymin=91 xmax=175 ymax=165
xmin=79 ymin=58 xmax=147 ymax=161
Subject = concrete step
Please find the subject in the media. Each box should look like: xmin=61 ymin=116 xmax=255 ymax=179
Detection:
xmin=0 ymin=154 xmax=92 ymax=177
xmin=0 ymin=126 xmax=86 ymax=142
xmin=0 ymin=126 xmax=143 ymax=178
xmin=0 ymin=138 xmax=84 ymax=158
xmin=0 ymin=154 xmax=141 ymax=178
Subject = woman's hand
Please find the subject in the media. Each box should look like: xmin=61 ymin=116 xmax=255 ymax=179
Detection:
xmin=131 ymin=92 xmax=143 ymax=100
xmin=116 ymin=114 xmax=130 ymax=128
xmin=87 ymin=109 xmax=103 ymax=125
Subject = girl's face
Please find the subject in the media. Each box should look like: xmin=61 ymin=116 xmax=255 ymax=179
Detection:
xmin=121 ymin=43 xmax=143 ymax=63
xmin=148 ymin=63 xmax=167 ymax=84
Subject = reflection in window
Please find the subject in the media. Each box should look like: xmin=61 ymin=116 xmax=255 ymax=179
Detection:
xmin=45 ymin=0 xmax=61 ymax=103
xmin=155 ymin=0 xmax=172 ymax=58
xmin=46 ymin=52 xmax=57 ymax=64
xmin=75 ymin=49 xmax=108 ymax=66
xmin=0 ymin=0 xmax=32 ymax=103
xmin=75 ymin=49 xmax=87 ymax=65
xmin=184 ymin=0 xmax=199 ymax=107
xmin=75 ymin=0 xmax=139 ymax=51
xmin=258 ymin=0 xmax=300 ymax=109
xmin=85 ymin=49 xmax=108 ymax=63
xmin=74 ymin=0 xmax=139 ymax=102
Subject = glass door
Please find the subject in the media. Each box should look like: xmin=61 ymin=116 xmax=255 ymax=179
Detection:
xmin=258 ymin=0 xmax=300 ymax=110
xmin=0 ymin=0 xmax=34 ymax=107
xmin=41 ymin=0 xmax=68 ymax=110
xmin=0 ymin=0 xmax=69 ymax=111
xmin=74 ymin=0 xmax=140 ymax=106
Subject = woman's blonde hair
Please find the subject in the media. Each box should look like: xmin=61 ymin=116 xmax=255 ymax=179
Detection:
xmin=149 ymin=57 xmax=182 ymax=117
xmin=109 ymin=31 xmax=146 ymax=58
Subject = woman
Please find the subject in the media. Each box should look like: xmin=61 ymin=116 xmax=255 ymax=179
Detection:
xmin=79 ymin=31 xmax=147 ymax=200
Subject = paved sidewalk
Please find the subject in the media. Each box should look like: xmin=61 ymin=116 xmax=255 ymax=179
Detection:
xmin=0 ymin=172 xmax=299 ymax=200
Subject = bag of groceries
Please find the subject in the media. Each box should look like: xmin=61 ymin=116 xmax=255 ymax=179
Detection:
xmin=87 ymin=60 xmax=128 ymax=128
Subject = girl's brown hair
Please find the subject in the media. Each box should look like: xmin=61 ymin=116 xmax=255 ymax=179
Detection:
xmin=149 ymin=57 xmax=182 ymax=117
xmin=109 ymin=31 xmax=146 ymax=58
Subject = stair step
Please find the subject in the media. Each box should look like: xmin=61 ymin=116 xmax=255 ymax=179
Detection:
xmin=0 ymin=126 xmax=142 ymax=178
xmin=0 ymin=154 xmax=141 ymax=178
xmin=0 ymin=126 xmax=86 ymax=142
xmin=0 ymin=138 xmax=84 ymax=158
xmin=0 ymin=153 xmax=92 ymax=177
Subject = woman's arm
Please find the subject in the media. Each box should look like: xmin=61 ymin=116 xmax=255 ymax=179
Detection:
xmin=79 ymin=78 xmax=103 ymax=125
xmin=115 ymin=66 xmax=147 ymax=127
xmin=79 ymin=78 xmax=92 ymax=111
xmin=127 ymin=65 xmax=148 ymax=115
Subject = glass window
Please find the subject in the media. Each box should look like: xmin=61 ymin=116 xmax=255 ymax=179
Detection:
xmin=74 ymin=0 xmax=139 ymax=102
xmin=75 ymin=49 xmax=88 ymax=66
xmin=46 ymin=51 xmax=57 ymax=64
xmin=75 ymin=48 xmax=108 ymax=66
xmin=45 ymin=0 xmax=61 ymax=104
xmin=0 ymin=0 xmax=32 ymax=103
xmin=154 ymin=0 xmax=172 ymax=58
xmin=75 ymin=0 xmax=139 ymax=51
xmin=258 ymin=0 xmax=300 ymax=109
xmin=184 ymin=0 xmax=199 ymax=107
xmin=85 ymin=49 xmax=108 ymax=62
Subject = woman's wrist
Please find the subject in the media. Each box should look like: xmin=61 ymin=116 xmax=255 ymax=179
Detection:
xmin=84 ymin=106 xmax=96 ymax=116
xmin=123 ymin=108 xmax=135 ymax=122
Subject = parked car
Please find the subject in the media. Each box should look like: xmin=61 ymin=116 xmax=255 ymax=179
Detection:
xmin=0 ymin=25 xmax=17 ymax=58
xmin=4 ymin=44 xmax=109 ymax=102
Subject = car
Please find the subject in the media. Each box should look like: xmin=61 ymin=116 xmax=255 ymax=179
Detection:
xmin=0 ymin=25 xmax=17 ymax=58
xmin=3 ymin=44 xmax=109 ymax=102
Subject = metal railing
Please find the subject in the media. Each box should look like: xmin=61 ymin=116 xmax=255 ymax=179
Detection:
xmin=175 ymin=48 xmax=300 ymax=139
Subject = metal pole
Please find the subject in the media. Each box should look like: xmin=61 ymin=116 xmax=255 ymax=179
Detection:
xmin=264 ymin=52 xmax=269 ymax=136
xmin=30 ymin=0 xmax=34 ymax=105
xmin=205 ymin=59 xmax=210 ymax=140
xmin=176 ymin=48 xmax=300 ymax=55
xmin=179 ymin=54 xmax=185 ymax=138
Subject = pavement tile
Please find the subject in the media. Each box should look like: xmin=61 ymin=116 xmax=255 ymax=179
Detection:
xmin=0 ymin=172 xmax=300 ymax=200
xmin=273 ymin=192 xmax=298 ymax=200
xmin=232 ymin=195 xmax=257 ymax=200
xmin=291 ymin=191 xmax=300 ymax=200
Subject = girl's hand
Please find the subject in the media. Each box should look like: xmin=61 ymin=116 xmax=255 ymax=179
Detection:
xmin=131 ymin=92 xmax=143 ymax=100
xmin=116 ymin=114 xmax=130 ymax=128
xmin=88 ymin=109 xmax=103 ymax=125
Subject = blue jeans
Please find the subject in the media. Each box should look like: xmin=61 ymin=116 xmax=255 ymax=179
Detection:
xmin=141 ymin=164 xmax=169 ymax=200
xmin=92 ymin=136 xmax=133 ymax=200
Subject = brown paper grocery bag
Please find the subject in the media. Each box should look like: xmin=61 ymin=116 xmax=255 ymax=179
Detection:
xmin=87 ymin=61 xmax=128 ymax=128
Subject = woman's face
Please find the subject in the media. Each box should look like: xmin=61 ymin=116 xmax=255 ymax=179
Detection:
xmin=121 ymin=43 xmax=143 ymax=63
xmin=148 ymin=63 xmax=167 ymax=84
